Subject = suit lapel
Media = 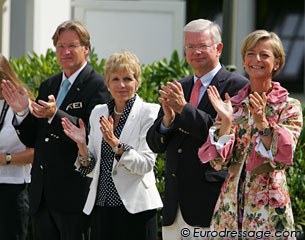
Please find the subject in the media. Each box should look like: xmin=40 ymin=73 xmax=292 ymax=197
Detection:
xmin=197 ymin=66 xmax=226 ymax=110
xmin=47 ymin=75 xmax=62 ymax=100
xmin=182 ymin=76 xmax=195 ymax=103
xmin=119 ymin=96 xmax=142 ymax=143
xmin=96 ymin=106 xmax=109 ymax=160
xmin=59 ymin=64 xmax=92 ymax=109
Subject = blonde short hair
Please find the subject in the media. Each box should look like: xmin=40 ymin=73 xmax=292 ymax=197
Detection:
xmin=104 ymin=51 xmax=142 ymax=88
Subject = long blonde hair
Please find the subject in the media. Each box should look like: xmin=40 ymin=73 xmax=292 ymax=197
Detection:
xmin=0 ymin=54 xmax=33 ymax=99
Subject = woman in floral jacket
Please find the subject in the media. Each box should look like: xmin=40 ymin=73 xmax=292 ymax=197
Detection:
xmin=198 ymin=30 xmax=303 ymax=238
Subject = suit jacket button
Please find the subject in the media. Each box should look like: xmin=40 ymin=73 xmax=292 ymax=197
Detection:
xmin=177 ymin=148 xmax=182 ymax=153
xmin=171 ymin=173 xmax=176 ymax=177
xmin=113 ymin=170 xmax=117 ymax=175
xmin=40 ymin=165 xmax=43 ymax=170
xmin=45 ymin=138 xmax=49 ymax=142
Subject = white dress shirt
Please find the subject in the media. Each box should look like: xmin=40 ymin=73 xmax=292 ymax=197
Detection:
xmin=0 ymin=100 xmax=31 ymax=183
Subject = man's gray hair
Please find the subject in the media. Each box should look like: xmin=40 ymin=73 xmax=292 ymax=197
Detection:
xmin=183 ymin=19 xmax=222 ymax=44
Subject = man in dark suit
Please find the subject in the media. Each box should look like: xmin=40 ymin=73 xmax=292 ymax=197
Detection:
xmin=1 ymin=20 xmax=111 ymax=240
xmin=146 ymin=19 xmax=248 ymax=240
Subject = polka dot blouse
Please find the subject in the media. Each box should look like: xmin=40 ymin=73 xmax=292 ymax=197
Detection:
xmin=79 ymin=95 xmax=136 ymax=207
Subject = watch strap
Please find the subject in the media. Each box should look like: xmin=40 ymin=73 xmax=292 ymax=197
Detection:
xmin=112 ymin=143 xmax=122 ymax=154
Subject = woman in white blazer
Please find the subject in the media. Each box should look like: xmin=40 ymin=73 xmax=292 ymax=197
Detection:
xmin=61 ymin=51 xmax=162 ymax=240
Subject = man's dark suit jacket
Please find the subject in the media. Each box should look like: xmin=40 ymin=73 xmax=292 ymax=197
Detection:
xmin=14 ymin=64 xmax=111 ymax=215
xmin=146 ymin=66 xmax=248 ymax=227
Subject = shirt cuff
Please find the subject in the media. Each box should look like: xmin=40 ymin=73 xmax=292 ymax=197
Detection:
xmin=209 ymin=126 xmax=234 ymax=151
xmin=15 ymin=108 xmax=29 ymax=124
xmin=255 ymin=136 xmax=274 ymax=160
xmin=159 ymin=121 xmax=173 ymax=134
xmin=48 ymin=108 xmax=58 ymax=123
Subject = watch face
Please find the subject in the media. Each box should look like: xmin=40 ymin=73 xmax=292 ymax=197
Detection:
xmin=263 ymin=128 xmax=271 ymax=135
xmin=6 ymin=154 xmax=12 ymax=161
xmin=6 ymin=153 xmax=12 ymax=164
xmin=259 ymin=127 xmax=273 ymax=137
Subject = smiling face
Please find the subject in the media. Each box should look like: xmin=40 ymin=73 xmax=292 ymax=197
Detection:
xmin=243 ymin=39 xmax=280 ymax=82
xmin=184 ymin=30 xmax=223 ymax=77
xmin=55 ymin=30 xmax=89 ymax=77
xmin=104 ymin=52 xmax=141 ymax=107
xmin=108 ymin=70 xmax=139 ymax=106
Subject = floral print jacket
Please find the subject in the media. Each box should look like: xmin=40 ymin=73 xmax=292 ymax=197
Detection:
xmin=198 ymin=82 xmax=303 ymax=238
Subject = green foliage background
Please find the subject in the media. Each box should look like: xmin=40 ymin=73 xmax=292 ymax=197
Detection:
xmin=9 ymin=49 xmax=304 ymax=238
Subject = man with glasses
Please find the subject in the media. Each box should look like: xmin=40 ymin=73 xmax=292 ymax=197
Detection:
xmin=1 ymin=20 xmax=111 ymax=240
xmin=146 ymin=19 xmax=248 ymax=240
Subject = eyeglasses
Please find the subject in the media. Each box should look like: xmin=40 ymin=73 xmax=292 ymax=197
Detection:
xmin=184 ymin=43 xmax=215 ymax=51
xmin=55 ymin=44 xmax=82 ymax=51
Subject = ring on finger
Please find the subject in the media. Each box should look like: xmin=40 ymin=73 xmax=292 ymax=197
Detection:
xmin=105 ymin=127 xmax=109 ymax=132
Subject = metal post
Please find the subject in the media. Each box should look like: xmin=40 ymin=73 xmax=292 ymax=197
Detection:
xmin=222 ymin=0 xmax=237 ymax=72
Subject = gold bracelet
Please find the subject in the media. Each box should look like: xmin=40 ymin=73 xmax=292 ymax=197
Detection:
xmin=78 ymin=151 xmax=92 ymax=167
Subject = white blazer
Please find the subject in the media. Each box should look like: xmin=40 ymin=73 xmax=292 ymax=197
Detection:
xmin=76 ymin=95 xmax=163 ymax=215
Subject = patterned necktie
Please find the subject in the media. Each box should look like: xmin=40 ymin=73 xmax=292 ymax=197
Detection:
xmin=56 ymin=79 xmax=71 ymax=107
xmin=189 ymin=80 xmax=202 ymax=106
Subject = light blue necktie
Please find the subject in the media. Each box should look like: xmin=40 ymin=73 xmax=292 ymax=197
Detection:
xmin=56 ymin=79 xmax=71 ymax=107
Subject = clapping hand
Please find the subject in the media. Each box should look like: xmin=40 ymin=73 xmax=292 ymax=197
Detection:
xmin=62 ymin=117 xmax=89 ymax=156
xmin=159 ymin=80 xmax=186 ymax=127
xmin=1 ymin=80 xmax=29 ymax=112
xmin=159 ymin=80 xmax=187 ymax=114
xmin=99 ymin=115 xmax=119 ymax=148
xmin=31 ymin=95 xmax=57 ymax=119
xmin=248 ymin=92 xmax=269 ymax=130
xmin=207 ymin=85 xmax=233 ymax=122
xmin=62 ymin=117 xmax=86 ymax=146
xmin=207 ymin=85 xmax=233 ymax=136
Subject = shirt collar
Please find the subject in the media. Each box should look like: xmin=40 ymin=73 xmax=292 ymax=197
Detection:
xmin=194 ymin=63 xmax=221 ymax=88
xmin=61 ymin=61 xmax=87 ymax=85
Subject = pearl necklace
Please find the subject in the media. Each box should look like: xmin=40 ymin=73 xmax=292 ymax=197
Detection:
xmin=114 ymin=107 xmax=123 ymax=115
